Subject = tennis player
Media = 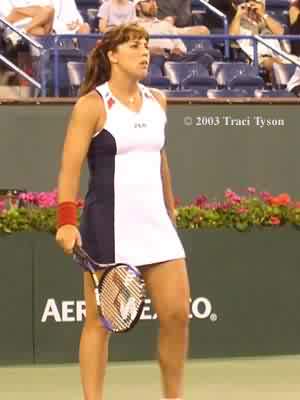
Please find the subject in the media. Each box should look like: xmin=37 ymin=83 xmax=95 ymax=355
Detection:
xmin=56 ymin=22 xmax=190 ymax=400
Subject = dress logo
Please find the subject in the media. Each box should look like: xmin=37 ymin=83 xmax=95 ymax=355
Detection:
xmin=134 ymin=122 xmax=147 ymax=129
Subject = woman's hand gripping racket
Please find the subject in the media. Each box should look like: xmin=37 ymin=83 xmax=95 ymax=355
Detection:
xmin=73 ymin=244 xmax=146 ymax=333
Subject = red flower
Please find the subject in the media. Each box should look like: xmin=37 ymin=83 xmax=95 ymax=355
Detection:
xmin=269 ymin=193 xmax=291 ymax=206
xmin=270 ymin=216 xmax=281 ymax=225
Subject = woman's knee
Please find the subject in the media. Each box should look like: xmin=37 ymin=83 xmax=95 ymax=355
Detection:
xmin=83 ymin=318 xmax=110 ymax=338
xmin=159 ymin=305 xmax=190 ymax=329
xmin=43 ymin=6 xmax=55 ymax=20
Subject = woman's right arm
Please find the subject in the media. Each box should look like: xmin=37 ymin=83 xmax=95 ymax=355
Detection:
xmin=56 ymin=92 xmax=104 ymax=253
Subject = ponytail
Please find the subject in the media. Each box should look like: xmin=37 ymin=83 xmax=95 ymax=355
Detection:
xmin=79 ymin=41 xmax=111 ymax=96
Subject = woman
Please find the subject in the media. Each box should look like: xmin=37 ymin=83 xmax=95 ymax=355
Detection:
xmin=98 ymin=0 xmax=136 ymax=33
xmin=56 ymin=22 xmax=190 ymax=400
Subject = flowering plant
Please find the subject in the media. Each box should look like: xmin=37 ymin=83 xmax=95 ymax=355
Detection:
xmin=176 ymin=188 xmax=300 ymax=231
xmin=0 ymin=190 xmax=83 ymax=234
xmin=1 ymin=188 xmax=300 ymax=234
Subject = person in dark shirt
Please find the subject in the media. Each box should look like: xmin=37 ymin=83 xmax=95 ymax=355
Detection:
xmin=156 ymin=0 xmax=192 ymax=27
xmin=289 ymin=0 xmax=300 ymax=56
xmin=205 ymin=0 xmax=236 ymax=30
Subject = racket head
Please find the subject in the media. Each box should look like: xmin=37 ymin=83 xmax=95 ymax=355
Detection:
xmin=98 ymin=264 xmax=146 ymax=333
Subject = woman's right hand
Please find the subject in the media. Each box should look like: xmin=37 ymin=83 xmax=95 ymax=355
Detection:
xmin=56 ymin=225 xmax=82 ymax=254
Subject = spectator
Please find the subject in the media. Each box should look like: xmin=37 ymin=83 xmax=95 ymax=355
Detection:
xmin=229 ymin=0 xmax=285 ymax=73
xmin=0 ymin=0 xmax=54 ymax=43
xmin=98 ymin=0 xmax=136 ymax=33
xmin=287 ymin=66 xmax=300 ymax=96
xmin=134 ymin=0 xmax=209 ymax=59
xmin=51 ymin=0 xmax=90 ymax=34
xmin=156 ymin=0 xmax=192 ymax=27
xmin=288 ymin=0 xmax=300 ymax=56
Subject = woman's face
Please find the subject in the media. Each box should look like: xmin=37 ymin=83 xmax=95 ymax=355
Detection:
xmin=109 ymin=37 xmax=150 ymax=80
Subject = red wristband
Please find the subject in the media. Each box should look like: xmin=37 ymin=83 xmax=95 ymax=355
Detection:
xmin=57 ymin=201 xmax=77 ymax=228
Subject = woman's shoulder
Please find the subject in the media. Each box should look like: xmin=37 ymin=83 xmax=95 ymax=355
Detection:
xmin=148 ymin=87 xmax=167 ymax=110
xmin=73 ymin=90 xmax=105 ymax=120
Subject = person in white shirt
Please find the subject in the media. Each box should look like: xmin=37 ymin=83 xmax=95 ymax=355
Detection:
xmin=0 ymin=0 xmax=54 ymax=37
xmin=229 ymin=0 xmax=284 ymax=73
xmin=51 ymin=0 xmax=90 ymax=35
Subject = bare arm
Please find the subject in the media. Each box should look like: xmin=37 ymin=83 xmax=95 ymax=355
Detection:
xmin=161 ymin=149 xmax=177 ymax=222
xmin=150 ymin=89 xmax=177 ymax=223
xmin=57 ymin=91 xmax=104 ymax=203
xmin=289 ymin=5 xmax=300 ymax=25
xmin=263 ymin=14 xmax=284 ymax=35
xmin=56 ymin=91 xmax=104 ymax=252
xmin=99 ymin=17 xmax=109 ymax=33
xmin=229 ymin=4 xmax=249 ymax=35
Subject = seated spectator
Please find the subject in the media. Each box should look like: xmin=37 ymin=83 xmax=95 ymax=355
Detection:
xmin=52 ymin=0 xmax=90 ymax=34
xmin=287 ymin=66 xmax=300 ymax=96
xmin=288 ymin=0 xmax=300 ymax=56
xmin=229 ymin=0 xmax=285 ymax=74
xmin=98 ymin=0 xmax=136 ymax=33
xmin=156 ymin=0 xmax=192 ymax=27
xmin=0 ymin=0 xmax=54 ymax=43
xmin=134 ymin=0 xmax=209 ymax=60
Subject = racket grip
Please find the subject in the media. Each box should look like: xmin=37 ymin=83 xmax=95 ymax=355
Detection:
xmin=57 ymin=201 xmax=77 ymax=228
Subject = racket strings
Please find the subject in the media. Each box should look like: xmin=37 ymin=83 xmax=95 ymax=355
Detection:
xmin=99 ymin=266 xmax=144 ymax=331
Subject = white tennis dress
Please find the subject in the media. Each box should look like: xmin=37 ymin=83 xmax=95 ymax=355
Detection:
xmin=80 ymin=82 xmax=185 ymax=267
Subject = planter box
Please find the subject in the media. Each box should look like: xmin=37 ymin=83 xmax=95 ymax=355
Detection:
xmin=0 ymin=234 xmax=34 ymax=364
xmin=1 ymin=229 xmax=300 ymax=365
xmin=180 ymin=228 xmax=300 ymax=358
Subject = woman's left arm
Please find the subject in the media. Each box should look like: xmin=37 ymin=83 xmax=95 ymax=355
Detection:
xmin=150 ymin=88 xmax=177 ymax=224
xmin=161 ymin=149 xmax=177 ymax=224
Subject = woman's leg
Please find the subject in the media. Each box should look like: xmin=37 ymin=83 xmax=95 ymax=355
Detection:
xmin=25 ymin=6 xmax=54 ymax=35
xmin=11 ymin=6 xmax=54 ymax=35
xmin=142 ymin=259 xmax=190 ymax=399
xmin=80 ymin=271 xmax=111 ymax=400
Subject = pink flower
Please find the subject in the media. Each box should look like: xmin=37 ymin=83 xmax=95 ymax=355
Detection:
xmin=174 ymin=196 xmax=181 ymax=207
xmin=270 ymin=216 xmax=281 ymax=225
xmin=194 ymin=195 xmax=208 ymax=207
xmin=0 ymin=200 xmax=5 ymax=213
xmin=259 ymin=191 xmax=272 ymax=203
xmin=247 ymin=187 xmax=256 ymax=194
xmin=225 ymin=189 xmax=241 ymax=204
xmin=237 ymin=207 xmax=248 ymax=214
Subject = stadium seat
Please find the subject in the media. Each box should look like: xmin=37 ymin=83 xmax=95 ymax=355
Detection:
xmin=142 ymin=74 xmax=171 ymax=89
xmin=67 ymin=61 xmax=86 ymax=96
xmin=163 ymin=89 xmax=196 ymax=98
xmin=212 ymin=62 xmax=265 ymax=95
xmin=31 ymin=37 xmax=84 ymax=96
xmin=207 ymin=88 xmax=250 ymax=98
xmin=272 ymin=63 xmax=297 ymax=89
xmin=255 ymin=88 xmax=295 ymax=97
xmin=164 ymin=61 xmax=217 ymax=95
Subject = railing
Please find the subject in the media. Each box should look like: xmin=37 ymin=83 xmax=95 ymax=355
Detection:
xmin=1 ymin=29 xmax=300 ymax=97
xmin=48 ymin=33 xmax=300 ymax=96
xmin=0 ymin=17 xmax=46 ymax=95
xmin=197 ymin=0 xmax=230 ymax=59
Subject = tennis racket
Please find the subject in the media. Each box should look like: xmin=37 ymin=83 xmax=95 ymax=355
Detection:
xmin=73 ymin=244 xmax=146 ymax=333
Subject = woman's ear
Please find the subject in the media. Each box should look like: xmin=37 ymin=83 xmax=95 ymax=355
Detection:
xmin=108 ymin=50 xmax=118 ymax=64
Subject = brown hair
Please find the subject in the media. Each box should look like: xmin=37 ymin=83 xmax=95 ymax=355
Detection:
xmin=80 ymin=23 xmax=149 ymax=96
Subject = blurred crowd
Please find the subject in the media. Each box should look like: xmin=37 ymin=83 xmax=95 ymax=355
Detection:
xmin=0 ymin=0 xmax=300 ymax=96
